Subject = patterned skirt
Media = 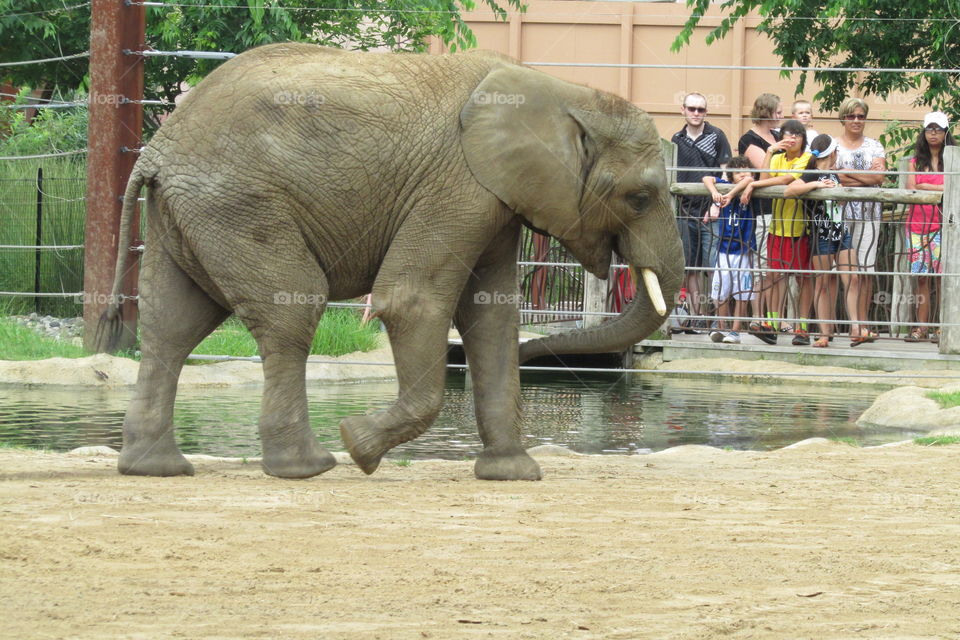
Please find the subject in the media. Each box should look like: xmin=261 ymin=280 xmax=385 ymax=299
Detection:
xmin=909 ymin=231 xmax=941 ymax=274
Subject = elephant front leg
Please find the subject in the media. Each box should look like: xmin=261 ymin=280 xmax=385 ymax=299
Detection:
xmin=454 ymin=230 xmax=541 ymax=481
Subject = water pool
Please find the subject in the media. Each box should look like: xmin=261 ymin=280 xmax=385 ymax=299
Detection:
xmin=0 ymin=372 xmax=921 ymax=458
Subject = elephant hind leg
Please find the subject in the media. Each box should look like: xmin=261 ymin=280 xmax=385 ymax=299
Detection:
xmin=226 ymin=254 xmax=337 ymax=479
xmin=119 ymin=246 xmax=229 ymax=477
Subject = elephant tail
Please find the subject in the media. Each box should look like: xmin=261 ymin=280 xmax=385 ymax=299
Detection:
xmin=93 ymin=167 xmax=145 ymax=353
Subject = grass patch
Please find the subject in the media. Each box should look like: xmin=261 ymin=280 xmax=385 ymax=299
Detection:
xmin=926 ymin=390 xmax=960 ymax=409
xmin=0 ymin=315 xmax=86 ymax=360
xmin=1 ymin=306 xmax=380 ymax=361
xmin=192 ymin=308 xmax=381 ymax=358
xmin=913 ymin=435 xmax=960 ymax=446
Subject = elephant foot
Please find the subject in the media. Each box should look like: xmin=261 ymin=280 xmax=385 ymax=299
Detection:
xmin=474 ymin=447 xmax=542 ymax=481
xmin=261 ymin=439 xmax=337 ymax=479
xmin=118 ymin=441 xmax=195 ymax=477
xmin=340 ymin=415 xmax=390 ymax=475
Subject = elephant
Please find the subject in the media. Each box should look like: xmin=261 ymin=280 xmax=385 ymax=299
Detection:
xmin=99 ymin=42 xmax=683 ymax=481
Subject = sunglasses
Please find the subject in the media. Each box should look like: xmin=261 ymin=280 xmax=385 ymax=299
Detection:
xmin=843 ymin=114 xmax=867 ymax=121
xmin=925 ymin=126 xmax=946 ymax=133
xmin=684 ymin=106 xmax=707 ymax=114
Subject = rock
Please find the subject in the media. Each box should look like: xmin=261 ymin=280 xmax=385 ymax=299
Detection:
xmin=780 ymin=437 xmax=835 ymax=449
xmin=527 ymin=444 xmax=583 ymax=457
xmin=857 ymin=386 xmax=960 ymax=431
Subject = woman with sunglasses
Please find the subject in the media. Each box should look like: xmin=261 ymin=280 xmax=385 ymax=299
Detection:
xmin=835 ymin=98 xmax=887 ymax=332
xmin=903 ymin=111 xmax=955 ymax=343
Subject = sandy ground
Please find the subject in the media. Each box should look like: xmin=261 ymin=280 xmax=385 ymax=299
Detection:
xmin=2 ymin=442 xmax=959 ymax=640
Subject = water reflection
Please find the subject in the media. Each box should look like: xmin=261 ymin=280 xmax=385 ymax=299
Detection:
xmin=0 ymin=373 xmax=923 ymax=459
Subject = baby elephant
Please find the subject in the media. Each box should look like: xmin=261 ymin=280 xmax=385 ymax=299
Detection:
xmin=100 ymin=43 xmax=683 ymax=481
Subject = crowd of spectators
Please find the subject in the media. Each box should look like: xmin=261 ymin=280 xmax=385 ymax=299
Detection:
xmin=671 ymin=92 xmax=953 ymax=346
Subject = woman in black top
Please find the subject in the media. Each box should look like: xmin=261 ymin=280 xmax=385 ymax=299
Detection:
xmin=740 ymin=93 xmax=782 ymax=341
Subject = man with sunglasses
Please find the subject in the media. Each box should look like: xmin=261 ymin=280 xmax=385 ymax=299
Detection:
xmin=671 ymin=92 xmax=732 ymax=332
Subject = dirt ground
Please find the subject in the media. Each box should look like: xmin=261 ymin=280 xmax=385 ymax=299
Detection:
xmin=2 ymin=443 xmax=959 ymax=639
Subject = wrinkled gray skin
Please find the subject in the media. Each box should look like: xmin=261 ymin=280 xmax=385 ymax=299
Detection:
xmin=102 ymin=43 xmax=683 ymax=481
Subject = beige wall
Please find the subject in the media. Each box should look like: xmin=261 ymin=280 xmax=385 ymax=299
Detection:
xmin=432 ymin=1 xmax=924 ymax=147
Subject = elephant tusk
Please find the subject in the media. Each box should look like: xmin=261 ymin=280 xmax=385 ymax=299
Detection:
xmin=639 ymin=267 xmax=667 ymax=316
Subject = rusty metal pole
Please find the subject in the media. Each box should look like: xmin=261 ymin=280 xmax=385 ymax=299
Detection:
xmin=83 ymin=0 xmax=145 ymax=351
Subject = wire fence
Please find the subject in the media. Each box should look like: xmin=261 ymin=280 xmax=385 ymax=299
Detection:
xmin=0 ymin=171 xmax=86 ymax=316
xmin=669 ymin=191 xmax=946 ymax=343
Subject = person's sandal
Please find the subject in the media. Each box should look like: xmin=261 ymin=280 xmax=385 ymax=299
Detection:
xmin=749 ymin=321 xmax=778 ymax=345
xmin=850 ymin=330 xmax=879 ymax=347
xmin=791 ymin=329 xmax=810 ymax=346
xmin=904 ymin=327 xmax=926 ymax=343
xmin=813 ymin=335 xmax=830 ymax=348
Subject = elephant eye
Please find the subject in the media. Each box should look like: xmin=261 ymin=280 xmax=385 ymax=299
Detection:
xmin=625 ymin=192 xmax=647 ymax=212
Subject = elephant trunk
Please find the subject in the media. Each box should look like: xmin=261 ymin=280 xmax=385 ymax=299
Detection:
xmin=518 ymin=218 xmax=683 ymax=364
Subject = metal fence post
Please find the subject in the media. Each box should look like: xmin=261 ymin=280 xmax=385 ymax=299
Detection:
xmin=34 ymin=167 xmax=43 ymax=315
xmin=939 ymin=146 xmax=959 ymax=354
xmin=83 ymin=0 xmax=145 ymax=352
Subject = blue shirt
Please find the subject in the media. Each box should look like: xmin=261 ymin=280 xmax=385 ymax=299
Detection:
xmin=715 ymin=179 xmax=756 ymax=255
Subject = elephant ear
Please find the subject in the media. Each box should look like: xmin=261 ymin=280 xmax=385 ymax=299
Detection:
xmin=460 ymin=66 xmax=591 ymax=241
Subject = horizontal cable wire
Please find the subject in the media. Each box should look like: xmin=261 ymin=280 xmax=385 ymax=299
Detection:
xmin=118 ymin=3 xmax=960 ymax=23
xmin=0 ymin=2 xmax=89 ymax=18
xmin=667 ymin=165 xmax=958 ymax=177
xmin=0 ymin=92 xmax=79 ymax=104
xmin=0 ymin=52 xmax=89 ymax=67
xmin=128 ymin=49 xmax=236 ymax=60
xmin=0 ymin=102 xmax=88 ymax=110
xmin=0 ymin=245 xmax=83 ymax=250
xmin=527 ymin=61 xmax=960 ymax=73
xmin=0 ymin=291 xmax=81 ymax=298
xmin=0 ymin=149 xmax=87 ymax=160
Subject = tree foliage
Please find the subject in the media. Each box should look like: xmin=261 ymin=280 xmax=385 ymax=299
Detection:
xmin=0 ymin=0 xmax=522 ymax=111
xmin=672 ymin=0 xmax=960 ymax=153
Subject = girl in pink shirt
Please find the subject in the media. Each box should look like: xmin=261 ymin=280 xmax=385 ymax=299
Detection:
xmin=904 ymin=111 xmax=955 ymax=343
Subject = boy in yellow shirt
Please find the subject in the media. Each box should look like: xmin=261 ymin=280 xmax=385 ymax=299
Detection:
xmin=743 ymin=119 xmax=814 ymax=345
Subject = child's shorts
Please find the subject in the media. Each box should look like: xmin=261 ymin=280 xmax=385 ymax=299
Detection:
xmin=767 ymin=234 xmax=811 ymax=273
xmin=711 ymin=252 xmax=755 ymax=302
xmin=813 ymin=229 xmax=853 ymax=256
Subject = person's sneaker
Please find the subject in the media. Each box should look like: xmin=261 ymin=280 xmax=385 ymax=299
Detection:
xmin=791 ymin=329 xmax=810 ymax=346
xmin=709 ymin=328 xmax=725 ymax=343
xmin=748 ymin=321 xmax=778 ymax=345
xmin=722 ymin=331 xmax=741 ymax=344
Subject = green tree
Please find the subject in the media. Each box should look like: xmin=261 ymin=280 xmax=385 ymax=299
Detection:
xmin=1 ymin=0 xmax=522 ymax=127
xmin=672 ymin=0 xmax=960 ymax=153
